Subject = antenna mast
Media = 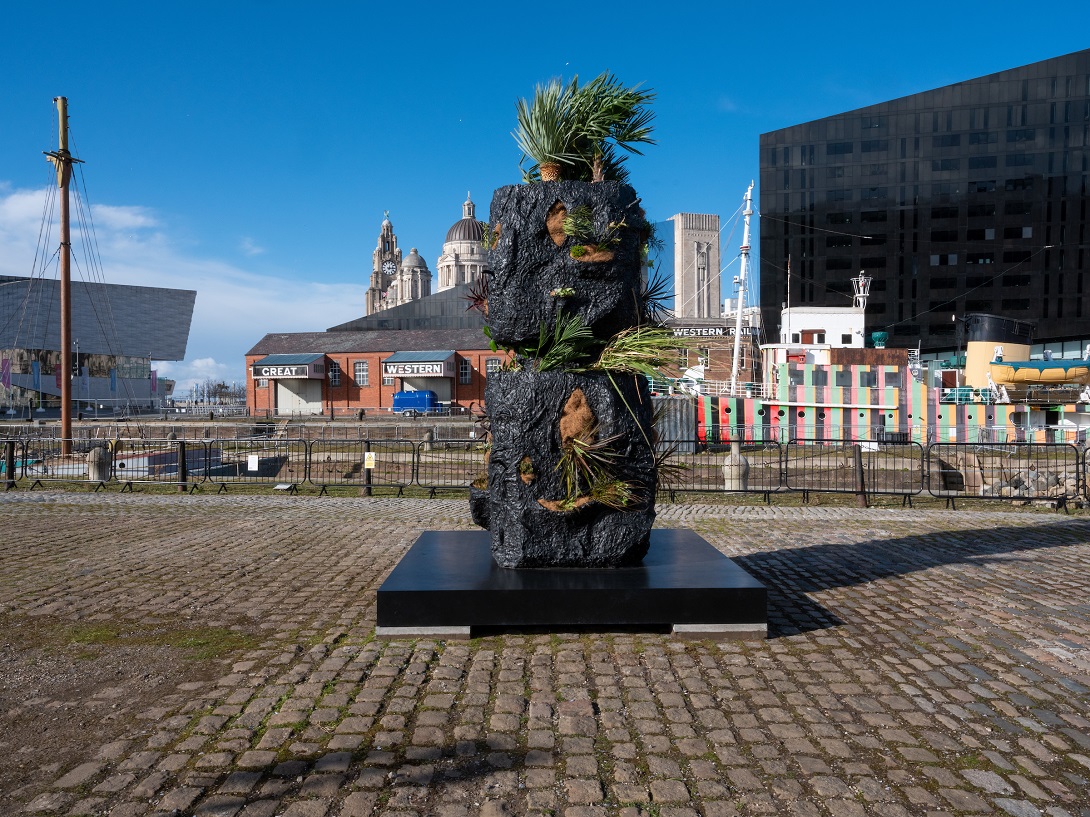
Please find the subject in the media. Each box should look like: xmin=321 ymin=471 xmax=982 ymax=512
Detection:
xmin=44 ymin=97 xmax=81 ymax=453
xmin=729 ymin=182 xmax=754 ymax=395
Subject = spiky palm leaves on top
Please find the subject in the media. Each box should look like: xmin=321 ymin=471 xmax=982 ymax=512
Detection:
xmin=514 ymin=77 xmax=581 ymax=182
xmin=569 ymin=73 xmax=656 ymax=183
xmin=513 ymin=72 xmax=656 ymax=183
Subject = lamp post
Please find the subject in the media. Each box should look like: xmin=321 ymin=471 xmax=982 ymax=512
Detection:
xmin=328 ymin=366 xmax=336 ymax=421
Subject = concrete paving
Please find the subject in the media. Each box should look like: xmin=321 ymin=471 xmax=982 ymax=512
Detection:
xmin=2 ymin=492 xmax=1089 ymax=816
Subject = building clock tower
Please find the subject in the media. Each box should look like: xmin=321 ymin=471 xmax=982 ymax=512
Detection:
xmin=365 ymin=212 xmax=403 ymax=316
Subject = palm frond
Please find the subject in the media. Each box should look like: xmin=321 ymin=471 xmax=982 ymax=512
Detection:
xmin=638 ymin=268 xmax=674 ymax=326
xmin=512 ymin=72 xmax=655 ymax=182
xmin=522 ymin=312 xmax=599 ymax=372
xmin=592 ymin=326 xmax=679 ymax=378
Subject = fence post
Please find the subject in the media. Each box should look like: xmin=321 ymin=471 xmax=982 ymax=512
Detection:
xmin=853 ymin=444 xmax=868 ymax=508
xmin=362 ymin=440 xmax=372 ymax=497
xmin=177 ymin=440 xmax=188 ymax=493
xmin=4 ymin=440 xmax=15 ymax=491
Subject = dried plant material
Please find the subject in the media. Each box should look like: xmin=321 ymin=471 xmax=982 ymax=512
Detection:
xmin=571 ymin=244 xmax=614 ymax=263
xmin=519 ymin=456 xmax=536 ymax=484
xmin=546 ymin=200 xmax=568 ymax=246
xmin=559 ymin=388 xmax=595 ymax=445
xmin=538 ymin=495 xmax=593 ymax=512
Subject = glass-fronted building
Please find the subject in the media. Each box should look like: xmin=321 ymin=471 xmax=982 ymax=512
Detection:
xmin=759 ymin=49 xmax=1090 ymax=354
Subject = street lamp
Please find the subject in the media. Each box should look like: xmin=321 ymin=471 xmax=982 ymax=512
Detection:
xmin=328 ymin=366 xmax=336 ymax=421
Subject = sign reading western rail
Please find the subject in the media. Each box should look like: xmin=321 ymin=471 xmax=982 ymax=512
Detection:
xmin=672 ymin=325 xmax=760 ymax=337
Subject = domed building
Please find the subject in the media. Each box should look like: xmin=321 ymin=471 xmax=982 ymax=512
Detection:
xmin=436 ymin=194 xmax=489 ymax=292
xmin=364 ymin=212 xmax=432 ymax=315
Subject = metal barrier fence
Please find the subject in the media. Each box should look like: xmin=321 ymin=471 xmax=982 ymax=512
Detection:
xmin=18 ymin=437 xmax=108 ymax=488
xmin=112 ymin=439 xmax=207 ymax=491
xmin=785 ymin=440 xmax=926 ymax=497
xmin=204 ymin=438 xmax=310 ymax=490
xmin=928 ymin=442 xmax=1081 ymax=503
xmin=0 ymin=435 xmax=1085 ymax=509
xmin=665 ymin=440 xmax=784 ymax=497
xmin=309 ymin=440 xmax=415 ymax=494
xmin=414 ymin=438 xmax=489 ymax=492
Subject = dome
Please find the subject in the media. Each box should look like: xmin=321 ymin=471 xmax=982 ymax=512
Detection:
xmin=403 ymin=247 xmax=429 ymax=271
xmin=445 ymin=218 xmax=486 ymax=243
xmin=444 ymin=193 xmax=486 ymax=243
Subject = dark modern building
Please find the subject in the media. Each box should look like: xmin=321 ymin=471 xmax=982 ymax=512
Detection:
xmin=0 ymin=275 xmax=195 ymax=408
xmin=760 ymin=49 xmax=1090 ymax=355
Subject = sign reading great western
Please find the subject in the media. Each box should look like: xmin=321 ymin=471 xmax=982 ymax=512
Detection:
xmin=382 ymin=361 xmax=448 ymax=377
xmin=252 ymin=364 xmax=313 ymax=379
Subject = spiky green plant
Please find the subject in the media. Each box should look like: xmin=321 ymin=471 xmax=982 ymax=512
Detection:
xmin=521 ymin=312 xmax=598 ymax=372
xmin=562 ymin=205 xmax=595 ymax=241
xmin=554 ymin=427 xmax=645 ymax=510
xmin=513 ymin=72 xmax=656 ymax=183
xmin=514 ymin=77 xmax=581 ymax=181
xmin=570 ymin=73 xmax=657 ymax=182
xmin=637 ymin=269 xmax=674 ymax=326
xmin=592 ymin=326 xmax=681 ymax=378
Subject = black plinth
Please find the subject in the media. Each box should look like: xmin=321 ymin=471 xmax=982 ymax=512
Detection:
xmin=375 ymin=529 xmax=766 ymax=640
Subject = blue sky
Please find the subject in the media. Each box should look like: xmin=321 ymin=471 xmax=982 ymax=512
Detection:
xmin=1 ymin=1 xmax=1086 ymax=391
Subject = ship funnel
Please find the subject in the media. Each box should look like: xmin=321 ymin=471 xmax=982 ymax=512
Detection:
xmin=963 ymin=313 xmax=1035 ymax=389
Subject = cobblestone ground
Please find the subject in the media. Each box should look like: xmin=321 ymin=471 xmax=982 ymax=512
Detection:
xmin=1 ymin=492 xmax=1089 ymax=817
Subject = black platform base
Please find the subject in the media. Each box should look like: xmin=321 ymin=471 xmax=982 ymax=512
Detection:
xmin=375 ymin=529 xmax=767 ymax=640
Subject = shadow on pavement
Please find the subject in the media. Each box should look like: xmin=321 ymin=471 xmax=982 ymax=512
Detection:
xmin=732 ymin=519 xmax=1090 ymax=638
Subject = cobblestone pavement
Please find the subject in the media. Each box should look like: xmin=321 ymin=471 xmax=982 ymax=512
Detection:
xmin=2 ymin=492 xmax=1090 ymax=817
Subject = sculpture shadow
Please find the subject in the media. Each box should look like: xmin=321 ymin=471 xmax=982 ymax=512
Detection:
xmin=731 ymin=519 xmax=1090 ymax=638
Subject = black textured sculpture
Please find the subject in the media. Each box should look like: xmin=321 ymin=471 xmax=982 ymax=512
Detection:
xmin=471 ymin=181 xmax=659 ymax=568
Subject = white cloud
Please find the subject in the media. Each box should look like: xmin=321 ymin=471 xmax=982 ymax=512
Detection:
xmin=90 ymin=203 xmax=158 ymax=231
xmin=0 ymin=184 xmax=361 ymax=396
xmin=239 ymin=236 xmax=265 ymax=256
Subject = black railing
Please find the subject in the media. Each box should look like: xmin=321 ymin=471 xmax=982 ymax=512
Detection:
xmin=0 ymin=434 xmax=1085 ymax=509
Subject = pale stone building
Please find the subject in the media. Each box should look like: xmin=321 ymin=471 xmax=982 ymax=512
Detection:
xmin=364 ymin=213 xmax=433 ymax=316
xmin=664 ymin=213 xmax=721 ymax=320
xmin=436 ymin=194 xmax=488 ymax=292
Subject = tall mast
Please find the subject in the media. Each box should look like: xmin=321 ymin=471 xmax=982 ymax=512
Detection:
xmin=729 ymin=182 xmax=754 ymax=395
xmin=45 ymin=97 xmax=80 ymax=452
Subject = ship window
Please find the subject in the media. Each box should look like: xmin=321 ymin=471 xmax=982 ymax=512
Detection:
xmin=813 ymin=369 xmax=828 ymax=387
xmin=885 ymin=371 xmax=900 ymax=388
xmin=789 ymin=370 xmax=804 ymax=386
xmin=841 ymin=334 xmax=852 ymax=345
xmin=859 ymin=371 xmax=878 ymax=388
xmin=835 ymin=370 xmax=852 ymax=387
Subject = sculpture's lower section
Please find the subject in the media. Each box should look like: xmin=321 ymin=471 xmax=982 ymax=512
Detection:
xmin=479 ymin=370 xmax=657 ymax=568
xmin=375 ymin=529 xmax=768 ymax=640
